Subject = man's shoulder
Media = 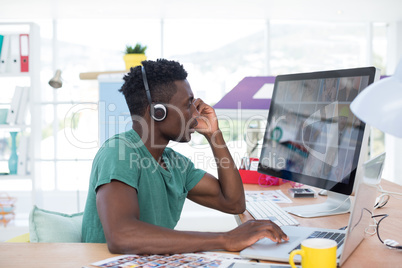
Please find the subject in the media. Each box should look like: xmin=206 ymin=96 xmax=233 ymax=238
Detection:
xmin=101 ymin=130 xmax=142 ymax=150
xmin=94 ymin=130 xmax=147 ymax=164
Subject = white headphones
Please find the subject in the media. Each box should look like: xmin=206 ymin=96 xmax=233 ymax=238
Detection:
xmin=141 ymin=65 xmax=167 ymax=121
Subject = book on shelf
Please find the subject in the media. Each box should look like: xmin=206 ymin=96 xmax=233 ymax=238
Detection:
xmin=6 ymin=86 xmax=23 ymax=125
xmin=19 ymin=34 xmax=29 ymax=72
xmin=16 ymin=86 xmax=30 ymax=125
xmin=0 ymin=35 xmax=9 ymax=73
xmin=0 ymin=34 xmax=4 ymax=59
xmin=8 ymin=34 xmax=20 ymax=73
xmin=6 ymin=86 xmax=29 ymax=125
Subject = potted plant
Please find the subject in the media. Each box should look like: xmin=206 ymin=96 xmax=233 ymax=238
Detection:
xmin=123 ymin=43 xmax=148 ymax=70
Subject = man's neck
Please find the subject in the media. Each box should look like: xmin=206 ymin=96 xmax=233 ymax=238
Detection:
xmin=132 ymin=124 xmax=168 ymax=166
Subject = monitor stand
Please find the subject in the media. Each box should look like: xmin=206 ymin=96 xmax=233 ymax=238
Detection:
xmin=284 ymin=191 xmax=351 ymax=218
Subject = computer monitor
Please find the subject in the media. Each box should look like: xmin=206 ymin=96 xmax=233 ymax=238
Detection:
xmin=258 ymin=66 xmax=380 ymax=217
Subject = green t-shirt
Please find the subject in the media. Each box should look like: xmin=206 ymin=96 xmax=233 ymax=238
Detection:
xmin=81 ymin=129 xmax=206 ymax=243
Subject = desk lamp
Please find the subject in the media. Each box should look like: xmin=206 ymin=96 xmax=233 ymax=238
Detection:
xmin=48 ymin=69 xmax=63 ymax=89
xmin=351 ymin=61 xmax=402 ymax=250
xmin=350 ymin=60 xmax=402 ymax=138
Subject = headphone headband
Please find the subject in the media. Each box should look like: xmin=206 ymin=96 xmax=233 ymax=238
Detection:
xmin=141 ymin=65 xmax=153 ymax=108
xmin=141 ymin=65 xmax=167 ymax=121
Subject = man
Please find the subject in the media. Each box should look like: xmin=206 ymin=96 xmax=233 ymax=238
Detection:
xmin=82 ymin=59 xmax=288 ymax=254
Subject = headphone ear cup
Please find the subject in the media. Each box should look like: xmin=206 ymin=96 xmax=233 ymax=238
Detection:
xmin=152 ymin=103 xmax=167 ymax=121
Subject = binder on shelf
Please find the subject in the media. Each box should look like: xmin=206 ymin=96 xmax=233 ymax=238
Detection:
xmin=6 ymin=86 xmax=24 ymax=125
xmin=0 ymin=35 xmax=4 ymax=58
xmin=17 ymin=134 xmax=29 ymax=176
xmin=19 ymin=34 xmax=29 ymax=72
xmin=16 ymin=86 xmax=29 ymax=125
xmin=0 ymin=35 xmax=9 ymax=73
xmin=9 ymin=34 xmax=20 ymax=73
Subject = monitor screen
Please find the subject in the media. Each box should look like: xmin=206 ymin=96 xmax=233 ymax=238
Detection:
xmin=258 ymin=67 xmax=379 ymax=196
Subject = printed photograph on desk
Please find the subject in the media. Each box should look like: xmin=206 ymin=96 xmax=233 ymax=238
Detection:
xmin=91 ymin=252 xmax=248 ymax=268
xmin=245 ymin=190 xmax=292 ymax=203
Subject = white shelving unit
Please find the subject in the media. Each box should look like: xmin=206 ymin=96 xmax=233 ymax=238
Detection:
xmin=0 ymin=22 xmax=41 ymax=234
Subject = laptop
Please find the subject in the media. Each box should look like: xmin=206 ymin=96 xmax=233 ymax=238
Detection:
xmin=240 ymin=152 xmax=386 ymax=266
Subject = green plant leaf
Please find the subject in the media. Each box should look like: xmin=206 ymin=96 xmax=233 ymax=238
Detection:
xmin=125 ymin=43 xmax=147 ymax=54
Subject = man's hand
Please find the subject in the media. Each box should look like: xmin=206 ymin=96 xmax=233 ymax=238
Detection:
xmin=224 ymin=220 xmax=289 ymax=252
xmin=193 ymin=98 xmax=219 ymax=138
xmin=188 ymin=97 xmax=245 ymax=214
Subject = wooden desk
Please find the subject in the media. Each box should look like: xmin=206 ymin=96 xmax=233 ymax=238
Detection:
xmin=240 ymin=179 xmax=402 ymax=267
xmin=0 ymin=243 xmax=115 ymax=268
xmin=0 ymin=180 xmax=401 ymax=268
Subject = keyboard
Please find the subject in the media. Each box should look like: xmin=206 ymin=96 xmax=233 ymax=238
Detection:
xmin=289 ymin=231 xmax=346 ymax=253
xmin=246 ymin=199 xmax=300 ymax=226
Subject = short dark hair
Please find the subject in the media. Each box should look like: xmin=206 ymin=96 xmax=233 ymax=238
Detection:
xmin=119 ymin=59 xmax=188 ymax=116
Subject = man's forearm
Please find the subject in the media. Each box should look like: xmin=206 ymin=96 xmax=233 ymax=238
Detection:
xmin=107 ymin=216 xmax=288 ymax=255
xmin=206 ymin=130 xmax=245 ymax=211
xmin=109 ymin=220 xmax=227 ymax=254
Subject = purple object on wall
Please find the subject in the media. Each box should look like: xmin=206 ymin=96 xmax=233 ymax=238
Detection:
xmin=213 ymin=76 xmax=275 ymax=110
